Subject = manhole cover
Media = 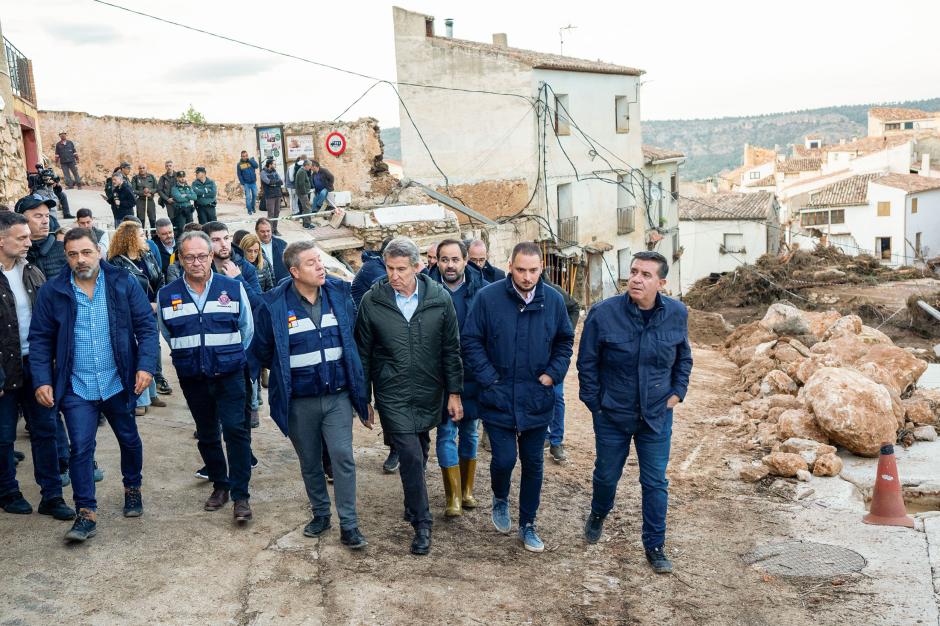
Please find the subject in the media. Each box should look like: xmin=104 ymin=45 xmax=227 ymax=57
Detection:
xmin=742 ymin=541 xmax=867 ymax=578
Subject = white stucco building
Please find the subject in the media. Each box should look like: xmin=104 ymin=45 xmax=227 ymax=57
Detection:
xmin=392 ymin=6 xmax=680 ymax=303
xmin=677 ymin=191 xmax=780 ymax=293
xmin=868 ymin=107 xmax=940 ymax=136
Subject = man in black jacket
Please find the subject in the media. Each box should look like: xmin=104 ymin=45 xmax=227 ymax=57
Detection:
xmin=309 ymin=160 xmax=334 ymax=213
xmin=355 ymin=236 xmax=463 ymax=555
xmin=19 ymin=194 xmax=67 ymax=281
xmin=157 ymin=161 xmax=179 ymax=236
xmin=110 ymin=172 xmax=137 ymax=227
xmin=468 ymin=239 xmax=506 ymax=283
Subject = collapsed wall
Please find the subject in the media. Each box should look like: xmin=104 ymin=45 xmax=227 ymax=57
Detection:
xmin=0 ymin=114 xmax=29 ymax=206
xmin=38 ymin=110 xmax=391 ymax=202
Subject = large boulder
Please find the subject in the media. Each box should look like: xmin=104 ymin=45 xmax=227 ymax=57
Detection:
xmin=772 ymin=342 xmax=804 ymax=366
xmin=909 ymin=388 xmax=940 ymax=424
xmin=804 ymin=310 xmax=843 ymax=340
xmin=853 ymin=345 xmax=928 ymax=395
xmin=759 ymin=303 xmax=810 ymax=336
xmin=761 ymin=370 xmax=798 ymax=396
xmin=802 ymin=368 xmax=898 ymax=457
xmin=821 ymin=315 xmax=862 ymax=341
xmin=762 ymin=451 xmax=808 ymax=477
xmin=812 ymin=453 xmax=844 ymax=477
xmin=902 ymin=397 xmax=936 ymax=426
xmin=790 ymin=353 xmax=844 ymax=385
xmin=858 ymin=325 xmax=892 ymax=345
xmin=777 ymin=408 xmax=829 ymax=443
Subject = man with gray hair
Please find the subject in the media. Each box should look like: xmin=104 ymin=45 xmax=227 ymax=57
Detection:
xmin=250 ymin=240 xmax=369 ymax=549
xmin=157 ymin=230 xmax=256 ymax=523
xmin=467 ymin=239 xmax=506 ymax=283
xmin=355 ymin=236 xmax=464 ymax=555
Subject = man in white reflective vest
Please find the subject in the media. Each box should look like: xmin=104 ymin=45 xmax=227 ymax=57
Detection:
xmin=157 ymin=230 xmax=256 ymax=523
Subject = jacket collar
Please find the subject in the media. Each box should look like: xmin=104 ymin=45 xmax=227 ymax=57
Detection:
xmin=503 ymin=275 xmax=544 ymax=307
xmin=50 ymin=259 xmax=120 ymax=296
xmin=623 ymin=291 xmax=664 ymax=322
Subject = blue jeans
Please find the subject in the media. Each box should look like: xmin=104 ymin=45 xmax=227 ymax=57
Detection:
xmin=436 ymin=417 xmax=479 ymax=468
xmin=243 ymin=183 xmax=257 ymax=213
xmin=0 ymin=361 xmax=62 ymax=501
xmin=486 ymin=422 xmax=546 ymax=527
xmin=312 ymin=188 xmax=329 ymax=211
xmin=548 ymin=383 xmax=565 ymax=446
xmin=179 ymin=371 xmax=252 ymax=501
xmin=136 ymin=380 xmax=157 ymax=407
xmin=56 ymin=413 xmax=70 ymax=471
xmin=250 ymin=378 xmax=260 ymax=411
xmin=591 ymin=411 xmax=672 ymax=550
xmin=60 ymin=389 xmax=143 ymax=511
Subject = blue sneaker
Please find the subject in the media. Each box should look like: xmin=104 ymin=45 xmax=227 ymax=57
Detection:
xmin=60 ymin=470 xmax=71 ymax=487
xmin=518 ymin=523 xmax=544 ymax=553
xmin=491 ymin=497 xmax=511 ymax=534
xmin=93 ymin=461 xmax=104 ymax=482
xmin=65 ymin=508 xmax=97 ymax=542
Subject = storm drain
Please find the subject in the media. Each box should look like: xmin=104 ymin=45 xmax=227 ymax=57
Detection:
xmin=742 ymin=541 xmax=867 ymax=578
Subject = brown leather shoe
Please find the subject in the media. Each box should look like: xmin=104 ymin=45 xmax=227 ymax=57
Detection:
xmin=204 ymin=489 xmax=229 ymax=511
xmin=149 ymin=397 xmax=168 ymax=408
xmin=234 ymin=499 xmax=253 ymax=522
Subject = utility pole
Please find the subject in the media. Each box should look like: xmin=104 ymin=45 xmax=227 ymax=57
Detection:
xmin=559 ymin=24 xmax=576 ymax=55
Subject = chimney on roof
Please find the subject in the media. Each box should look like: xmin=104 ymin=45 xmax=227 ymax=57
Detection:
xmin=445 ymin=18 xmax=454 ymax=38
xmin=493 ymin=33 xmax=508 ymax=47
xmin=425 ymin=16 xmax=435 ymax=37
xmin=922 ymin=153 xmax=931 ymax=177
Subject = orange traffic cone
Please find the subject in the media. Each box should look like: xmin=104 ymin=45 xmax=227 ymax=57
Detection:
xmin=862 ymin=443 xmax=914 ymax=528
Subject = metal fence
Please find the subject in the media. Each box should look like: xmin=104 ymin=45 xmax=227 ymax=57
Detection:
xmin=558 ymin=216 xmax=578 ymax=246
xmin=4 ymin=38 xmax=34 ymax=104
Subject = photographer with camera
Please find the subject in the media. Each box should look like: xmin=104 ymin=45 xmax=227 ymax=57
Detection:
xmin=33 ymin=168 xmax=73 ymax=222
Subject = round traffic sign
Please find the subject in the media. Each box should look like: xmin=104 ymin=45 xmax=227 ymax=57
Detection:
xmin=326 ymin=132 xmax=347 ymax=156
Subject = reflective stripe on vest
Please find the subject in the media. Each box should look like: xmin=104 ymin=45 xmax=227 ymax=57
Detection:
xmin=284 ymin=287 xmax=347 ymax=396
xmin=289 ymin=346 xmax=343 ymax=369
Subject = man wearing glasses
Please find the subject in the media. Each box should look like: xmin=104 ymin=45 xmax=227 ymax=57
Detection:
xmin=157 ymin=231 xmax=255 ymax=523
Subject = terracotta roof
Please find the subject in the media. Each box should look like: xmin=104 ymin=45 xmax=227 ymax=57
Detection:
xmin=805 ymin=173 xmax=881 ymax=208
xmin=429 ymin=36 xmax=643 ymax=76
xmin=793 ymin=145 xmax=824 ymax=158
xmin=872 ymin=173 xmax=940 ymax=194
xmin=719 ymin=164 xmax=748 ymax=184
xmin=750 ymin=175 xmax=776 ymax=187
xmin=777 ymin=158 xmax=822 ymax=174
xmin=678 ymin=191 xmax=776 ymax=221
xmin=824 ymin=133 xmax=924 ymax=155
xmin=642 ymin=144 xmax=685 ymax=164
xmin=870 ymin=107 xmax=940 ymax=122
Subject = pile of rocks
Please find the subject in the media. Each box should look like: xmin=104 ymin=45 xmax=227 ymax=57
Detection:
xmin=726 ymin=303 xmax=940 ymax=482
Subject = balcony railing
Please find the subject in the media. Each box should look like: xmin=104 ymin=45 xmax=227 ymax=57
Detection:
xmin=4 ymin=37 xmax=35 ymax=105
xmin=557 ymin=216 xmax=578 ymax=245
xmin=617 ymin=207 xmax=635 ymax=235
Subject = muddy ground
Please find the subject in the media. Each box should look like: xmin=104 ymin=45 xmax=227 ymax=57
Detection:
xmin=1 ymin=332 xmax=880 ymax=625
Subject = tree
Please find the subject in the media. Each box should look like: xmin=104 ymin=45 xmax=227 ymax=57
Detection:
xmin=178 ymin=105 xmax=206 ymax=125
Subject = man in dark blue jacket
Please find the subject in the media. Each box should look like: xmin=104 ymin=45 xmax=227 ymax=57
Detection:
xmin=350 ymin=244 xmax=388 ymax=310
xmin=236 ymin=151 xmax=259 ymax=215
xmin=462 ymin=242 xmax=573 ymax=553
xmin=428 ymin=239 xmax=487 ymax=517
xmin=203 ymin=222 xmax=262 ymax=311
xmin=468 ymin=239 xmax=506 ymax=283
xmin=250 ymin=241 xmax=369 ymax=549
xmin=577 ymin=250 xmax=692 ymax=574
xmin=29 ymin=228 xmax=159 ymax=542
xmin=254 ymin=218 xmax=288 ymax=283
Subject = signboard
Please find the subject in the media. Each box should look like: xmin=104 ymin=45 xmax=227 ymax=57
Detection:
xmin=256 ymin=125 xmax=285 ymax=182
xmin=325 ymin=131 xmax=347 ymax=157
xmin=286 ymin=134 xmax=314 ymax=161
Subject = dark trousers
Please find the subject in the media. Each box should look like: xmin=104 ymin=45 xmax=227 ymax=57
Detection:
xmin=264 ymin=197 xmax=281 ymax=234
xmin=487 ymin=422 xmax=546 ymax=527
xmin=60 ymin=162 xmax=82 ymax=187
xmin=196 ymin=203 xmax=217 ymax=225
xmin=136 ymin=198 xmax=157 ymax=231
xmin=387 ymin=430 xmax=431 ymax=530
xmin=170 ymin=207 xmax=193 ymax=238
xmin=0 ymin=360 xmax=62 ymax=501
xmin=591 ymin=411 xmax=672 ymax=550
xmin=60 ymin=389 xmax=142 ymax=511
xmin=179 ymin=371 xmax=252 ymax=501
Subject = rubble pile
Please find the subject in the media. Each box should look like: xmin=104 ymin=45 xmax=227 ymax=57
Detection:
xmin=685 ymin=247 xmax=931 ymax=310
xmin=906 ymin=290 xmax=940 ymax=338
xmin=725 ymin=303 xmax=940 ymax=482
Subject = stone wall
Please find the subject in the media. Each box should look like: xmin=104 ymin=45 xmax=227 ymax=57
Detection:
xmin=0 ymin=115 xmax=29 ymax=207
xmin=437 ymin=178 xmax=531 ymax=223
xmin=38 ymin=110 xmax=390 ymax=202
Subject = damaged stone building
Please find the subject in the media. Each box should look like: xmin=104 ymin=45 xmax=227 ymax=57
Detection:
xmin=392 ymin=6 xmax=684 ymax=303
xmin=0 ymin=19 xmax=39 ymax=206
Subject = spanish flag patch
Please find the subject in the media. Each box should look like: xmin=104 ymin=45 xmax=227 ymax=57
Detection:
xmin=287 ymin=310 xmax=298 ymax=329
xmin=171 ymin=294 xmax=183 ymax=311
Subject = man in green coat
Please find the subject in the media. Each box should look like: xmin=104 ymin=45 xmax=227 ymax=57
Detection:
xmin=131 ymin=164 xmax=159 ymax=233
xmin=170 ymin=171 xmax=196 ymax=232
xmin=355 ymin=236 xmax=464 ymax=556
xmin=192 ymin=166 xmax=218 ymax=225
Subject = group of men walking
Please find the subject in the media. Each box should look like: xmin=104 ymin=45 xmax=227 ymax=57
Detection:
xmin=1 ymin=179 xmax=692 ymax=572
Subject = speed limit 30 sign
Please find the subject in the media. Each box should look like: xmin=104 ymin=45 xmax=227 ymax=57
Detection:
xmin=326 ymin=132 xmax=347 ymax=156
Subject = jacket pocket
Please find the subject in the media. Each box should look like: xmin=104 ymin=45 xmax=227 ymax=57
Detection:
xmin=655 ymin=331 xmax=686 ymax=368
xmin=524 ymin=382 xmax=555 ymax=417
xmin=479 ymin=381 xmax=511 ymax=413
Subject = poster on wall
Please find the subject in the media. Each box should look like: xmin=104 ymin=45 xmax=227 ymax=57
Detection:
xmin=255 ymin=125 xmax=285 ymax=182
xmin=286 ymin=134 xmax=315 ymax=161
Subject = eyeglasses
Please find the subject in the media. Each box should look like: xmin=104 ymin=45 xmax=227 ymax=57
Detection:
xmin=181 ymin=254 xmax=210 ymax=265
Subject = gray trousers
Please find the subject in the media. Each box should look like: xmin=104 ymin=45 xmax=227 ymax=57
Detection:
xmin=287 ymin=391 xmax=359 ymax=530
xmin=60 ymin=162 xmax=81 ymax=187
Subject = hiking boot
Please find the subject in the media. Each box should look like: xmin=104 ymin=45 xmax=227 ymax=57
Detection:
xmin=150 ymin=396 xmax=168 ymax=408
xmin=410 ymin=528 xmax=431 ymax=555
xmin=383 ymin=449 xmax=400 ymax=474
xmin=303 ymin=515 xmax=332 ymax=537
xmin=250 ymin=410 xmax=259 ymax=428
xmin=155 ymin=377 xmax=172 ymax=395
xmin=38 ymin=497 xmax=76 ymax=520
xmin=204 ymin=489 xmax=229 ymax=511
xmin=135 ymin=406 xmax=147 ymax=417
xmin=549 ymin=444 xmax=567 ymax=463
xmin=0 ymin=491 xmax=32 ymax=514
xmin=194 ymin=466 xmax=209 ymax=480
xmin=233 ymin=499 xmax=252 ymax=523
xmin=13 ymin=449 xmax=25 ymax=464
xmin=123 ymin=487 xmax=143 ymax=517
xmin=645 ymin=545 xmax=674 ymax=574
xmin=65 ymin=508 xmax=97 ymax=542
xmin=519 ymin=523 xmax=545 ymax=553
xmin=584 ymin=512 xmax=605 ymax=544
xmin=93 ymin=461 xmax=104 ymax=482
xmin=341 ymin=527 xmax=368 ymax=550
xmin=491 ymin=496 xmax=511 ymax=534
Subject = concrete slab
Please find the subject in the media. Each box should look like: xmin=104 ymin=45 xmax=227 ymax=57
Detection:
xmin=919 ymin=363 xmax=940 ymax=389
xmin=839 ymin=441 xmax=940 ymax=508
xmin=372 ymin=203 xmax=446 ymax=225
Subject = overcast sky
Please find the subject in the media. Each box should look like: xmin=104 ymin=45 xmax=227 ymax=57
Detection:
xmin=5 ymin=0 xmax=940 ymax=129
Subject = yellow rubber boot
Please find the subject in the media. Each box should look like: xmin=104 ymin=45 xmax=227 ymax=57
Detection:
xmin=442 ymin=466 xmax=463 ymax=517
xmin=460 ymin=458 xmax=479 ymax=509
